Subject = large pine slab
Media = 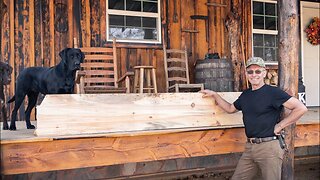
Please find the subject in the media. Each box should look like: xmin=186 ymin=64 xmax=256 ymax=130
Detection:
xmin=35 ymin=93 xmax=242 ymax=137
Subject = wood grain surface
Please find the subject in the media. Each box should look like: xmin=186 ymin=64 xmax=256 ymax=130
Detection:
xmin=35 ymin=92 xmax=243 ymax=136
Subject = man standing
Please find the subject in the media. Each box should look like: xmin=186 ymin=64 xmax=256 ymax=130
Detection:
xmin=201 ymin=57 xmax=307 ymax=180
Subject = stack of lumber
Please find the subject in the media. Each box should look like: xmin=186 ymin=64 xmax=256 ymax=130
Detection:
xmin=35 ymin=93 xmax=242 ymax=137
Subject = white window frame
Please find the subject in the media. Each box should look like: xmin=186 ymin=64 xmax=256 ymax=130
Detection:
xmin=252 ymin=0 xmax=278 ymax=65
xmin=106 ymin=0 xmax=162 ymax=44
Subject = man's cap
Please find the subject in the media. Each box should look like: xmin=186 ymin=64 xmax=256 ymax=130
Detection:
xmin=246 ymin=57 xmax=266 ymax=68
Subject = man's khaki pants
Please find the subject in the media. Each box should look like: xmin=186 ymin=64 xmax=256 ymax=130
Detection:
xmin=231 ymin=140 xmax=284 ymax=180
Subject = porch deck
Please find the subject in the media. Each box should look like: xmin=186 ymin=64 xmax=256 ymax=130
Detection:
xmin=1 ymin=104 xmax=319 ymax=176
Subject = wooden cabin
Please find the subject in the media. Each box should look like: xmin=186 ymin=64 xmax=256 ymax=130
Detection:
xmin=1 ymin=0 xmax=319 ymax=107
xmin=0 ymin=0 xmax=319 ymax=179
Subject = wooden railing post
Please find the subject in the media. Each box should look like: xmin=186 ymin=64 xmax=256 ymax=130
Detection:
xmin=278 ymin=1 xmax=300 ymax=180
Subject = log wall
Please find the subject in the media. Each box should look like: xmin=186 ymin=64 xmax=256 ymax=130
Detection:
xmin=0 ymin=0 xmax=253 ymax=121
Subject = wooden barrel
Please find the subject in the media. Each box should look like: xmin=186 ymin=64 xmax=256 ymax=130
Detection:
xmin=195 ymin=59 xmax=234 ymax=92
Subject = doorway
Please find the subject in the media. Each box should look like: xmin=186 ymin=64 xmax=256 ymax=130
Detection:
xmin=300 ymin=2 xmax=320 ymax=107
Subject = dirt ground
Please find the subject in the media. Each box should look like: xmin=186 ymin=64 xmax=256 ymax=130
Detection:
xmin=171 ymin=162 xmax=320 ymax=180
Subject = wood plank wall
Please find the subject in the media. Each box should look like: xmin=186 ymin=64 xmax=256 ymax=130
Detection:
xmin=0 ymin=0 xmax=252 ymax=121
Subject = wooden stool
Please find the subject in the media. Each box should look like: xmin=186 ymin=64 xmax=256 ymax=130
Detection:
xmin=133 ymin=66 xmax=157 ymax=93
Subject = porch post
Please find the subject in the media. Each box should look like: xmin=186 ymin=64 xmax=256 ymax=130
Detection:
xmin=277 ymin=0 xmax=300 ymax=180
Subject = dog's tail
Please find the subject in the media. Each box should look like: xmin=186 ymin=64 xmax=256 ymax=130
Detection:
xmin=7 ymin=95 xmax=15 ymax=103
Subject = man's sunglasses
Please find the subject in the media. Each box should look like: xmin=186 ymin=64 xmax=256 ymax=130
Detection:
xmin=246 ymin=69 xmax=264 ymax=75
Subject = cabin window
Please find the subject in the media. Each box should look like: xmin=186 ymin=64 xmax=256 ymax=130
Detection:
xmin=252 ymin=0 xmax=278 ymax=63
xmin=107 ymin=0 xmax=161 ymax=44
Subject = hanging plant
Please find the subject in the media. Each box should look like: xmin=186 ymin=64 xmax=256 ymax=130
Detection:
xmin=305 ymin=17 xmax=320 ymax=45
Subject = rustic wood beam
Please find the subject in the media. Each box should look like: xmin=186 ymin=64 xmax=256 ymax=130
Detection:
xmin=100 ymin=0 xmax=106 ymax=46
xmin=278 ymin=1 xmax=300 ymax=179
xmin=1 ymin=123 xmax=318 ymax=175
xmin=49 ymin=0 xmax=55 ymax=66
xmin=0 ymin=0 xmax=7 ymax=57
xmin=181 ymin=29 xmax=199 ymax=33
xmin=85 ymin=0 xmax=90 ymax=47
xmin=205 ymin=2 xmax=227 ymax=7
xmin=68 ymin=0 xmax=74 ymax=48
xmin=225 ymin=0 xmax=241 ymax=91
xmin=9 ymin=0 xmax=14 ymax=90
xmin=29 ymin=0 xmax=35 ymax=67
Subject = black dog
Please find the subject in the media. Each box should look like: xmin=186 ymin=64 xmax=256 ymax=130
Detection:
xmin=1 ymin=61 xmax=13 ymax=129
xmin=7 ymin=48 xmax=84 ymax=130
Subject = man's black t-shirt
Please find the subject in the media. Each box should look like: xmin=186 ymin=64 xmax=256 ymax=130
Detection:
xmin=233 ymin=84 xmax=291 ymax=138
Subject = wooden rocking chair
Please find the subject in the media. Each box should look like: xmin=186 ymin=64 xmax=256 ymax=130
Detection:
xmin=163 ymin=45 xmax=204 ymax=92
xmin=75 ymin=39 xmax=133 ymax=94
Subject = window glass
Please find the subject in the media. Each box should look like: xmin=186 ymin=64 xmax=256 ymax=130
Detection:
xmin=253 ymin=2 xmax=263 ymax=15
xmin=254 ymin=47 xmax=264 ymax=58
xmin=253 ymin=34 xmax=277 ymax=62
xmin=143 ymin=29 xmax=157 ymax=39
xmin=253 ymin=16 xmax=264 ymax=29
xmin=109 ymin=27 xmax=124 ymax=38
xmin=109 ymin=15 xmax=124 ymax=26
xmin=265 ymin=17 xmax=277 ymax=30
xmin=142 ymin=17 xmax=156 ymax=28
xmin=264 ymin=48 xmax=276 ymax=61
xmin=265 ymin=3 xmax=276 ymax=16
xmin=126 ymin=0 xmax=141 ymax=11
xmin=107 ymin=0 xmax=160 ymax=43
xmin=253 ymin=34 xmax=263 ymax=46
xmin=143 ymin=1 xmax=158 ymax=13
xmin=126 ymin=16 xmax=141 ymax=27
xmin=252 ymin=1 xmax=277 ymax=31
xmin=252 ymin=0 xmax=278 ymax=62
xmin=109 ymin=0 xmax=124 ymax=10
xmin=110 ymin=27 xmax=145 ymax=40
xmin=264 ymin=34 xmax=276 ymax=47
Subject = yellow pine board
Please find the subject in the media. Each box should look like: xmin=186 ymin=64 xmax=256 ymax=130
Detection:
xmin=35 ymin=93 xmax=243 ymax=136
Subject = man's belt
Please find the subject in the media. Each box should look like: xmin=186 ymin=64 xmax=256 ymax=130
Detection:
xmin=247 ymin=136 xmax=278 ymax=144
